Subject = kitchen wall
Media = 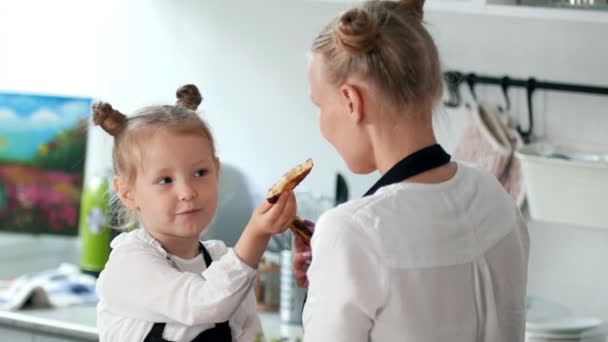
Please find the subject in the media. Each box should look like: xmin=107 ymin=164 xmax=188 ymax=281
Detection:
xmin=1 ymin=0 xmax=607 ymax=320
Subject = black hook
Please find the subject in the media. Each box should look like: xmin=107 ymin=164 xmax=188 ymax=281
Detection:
xmin=443 ymin=71 xmax=462 ymax=108
xmin=466 ymin=73 xmax=478 ymax=101
xmin=518 ymin=78 xmax=536 ymax=142
xmin=499 ymin=76 xmax=511 ymax=112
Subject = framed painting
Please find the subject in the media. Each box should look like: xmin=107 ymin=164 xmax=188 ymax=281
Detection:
xmin=0 ymin=92 xmax=92 ymax=235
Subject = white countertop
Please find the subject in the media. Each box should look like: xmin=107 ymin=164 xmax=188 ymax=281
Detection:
xmin=0 ymin=232 xmax=302 ymax=341
xmin=0 ymin=305 xmax=302 ymax=341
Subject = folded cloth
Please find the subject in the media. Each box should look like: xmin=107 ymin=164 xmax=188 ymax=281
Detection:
xmin=0 ymin=263 xmax=97 ymax=311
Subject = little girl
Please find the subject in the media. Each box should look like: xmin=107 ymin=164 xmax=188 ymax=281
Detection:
xmin=94 ymin=84 xmax=296 ymax=342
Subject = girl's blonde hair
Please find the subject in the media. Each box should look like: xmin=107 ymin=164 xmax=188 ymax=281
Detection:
xmin=312 ymin=0 xmax=442 ymax=114
xmin=92 ymin=84 xmax=216 ymax=229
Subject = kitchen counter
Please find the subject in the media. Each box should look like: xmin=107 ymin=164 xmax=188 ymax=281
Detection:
xmin=0 ymin=305 xmax=302 ymax=341
xmin=0 ymin=232 xmax=302 ymax=341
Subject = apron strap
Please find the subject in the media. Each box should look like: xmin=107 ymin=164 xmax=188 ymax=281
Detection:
xmin=143 ymin=323 xmax=170 ymax=342
xmin=364 ymin=144 xmax=451 ymax=196
xmin=143 ymin=243 xmax=232 ymax=342
xmin=199 ymin=242 xmax=213 ymax=268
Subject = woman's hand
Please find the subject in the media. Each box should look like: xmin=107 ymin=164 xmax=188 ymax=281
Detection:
xmin=293 ymin=220 xmax=315 ymax=288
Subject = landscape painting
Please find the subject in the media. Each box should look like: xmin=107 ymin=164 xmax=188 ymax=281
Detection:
xmin=0 ymin=92 xmax=91 ymax=235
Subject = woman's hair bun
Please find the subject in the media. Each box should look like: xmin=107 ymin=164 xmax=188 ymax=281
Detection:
xmin=335 ymin=7 xmax=379 ymax=54
xmin=399 ymin=0 xmax=425 ymax=21
xmin=92 ymin=101 xmax=127 ymax=137
xmin=176 ymin=84 xmax=203 ymax=111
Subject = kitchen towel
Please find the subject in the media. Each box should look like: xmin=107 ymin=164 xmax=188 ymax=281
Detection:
xmin=0 ymin=263 xmax=97 ymax=311
xmin=453 ymin=104 xmax=525 ymax=207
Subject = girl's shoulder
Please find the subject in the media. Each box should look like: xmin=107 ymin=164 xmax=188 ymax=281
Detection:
xmin=106 ymin=229 xmax=168 ymax=263
xmin=200 ymin=239 xmax=230 ymax=260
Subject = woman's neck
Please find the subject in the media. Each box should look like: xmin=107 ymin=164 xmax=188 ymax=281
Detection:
xmin=368 ymin=114 xmax=458 ymax=184
xmin=371 ymin=117 xmax=438 ymax=175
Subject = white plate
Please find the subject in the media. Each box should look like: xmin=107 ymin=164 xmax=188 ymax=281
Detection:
xmin=526 ymin=316 xmax=603 ymax=335
xmin=526 ymin=331 xmax=584 ymax=340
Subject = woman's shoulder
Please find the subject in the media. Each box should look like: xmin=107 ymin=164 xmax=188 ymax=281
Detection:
xmin=455 ymin=161 xmax=508 ymax=190
xmin=312 ymin=203 xmax=379 ymax=249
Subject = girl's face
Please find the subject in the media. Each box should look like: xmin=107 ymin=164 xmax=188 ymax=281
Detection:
xmin=307 ymin=53 xmax=375 ymax=174
xmin=126 ymin=129 xmax=219 ymax=241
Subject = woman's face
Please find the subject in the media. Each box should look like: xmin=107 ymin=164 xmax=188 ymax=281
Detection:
xmin=307 ymin=53 xmax=375 ymax=174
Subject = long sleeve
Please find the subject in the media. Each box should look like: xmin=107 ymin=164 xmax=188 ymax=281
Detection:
xmin=98 ymin=242 xmax=258 ymax=326
xmin=302 ymin=210 xmax=388 ymax=342
xmin=237 ymin=290 xmax=264 ymax=342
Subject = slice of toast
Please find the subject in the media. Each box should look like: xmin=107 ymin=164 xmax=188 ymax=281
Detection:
xmin=289 ymin=216 xmax=312 ymax=242
xmin=266 ymin=159 xmax=313 ymax=204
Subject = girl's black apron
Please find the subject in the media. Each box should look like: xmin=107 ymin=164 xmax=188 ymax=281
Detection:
xmin=143 ymin=243 xmax=232 ymax=342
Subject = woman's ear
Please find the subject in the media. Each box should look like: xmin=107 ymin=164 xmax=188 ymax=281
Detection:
xmin=113 ymin=176 xmax=137 ymax=211
xmin=340 ymin=84 xmax=365 ymax=124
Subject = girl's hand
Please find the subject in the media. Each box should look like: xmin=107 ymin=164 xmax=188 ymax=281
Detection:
xmin=235 ymin=192 xmax=297 ymax=269
xmin=293 ymin=220 xmax=315 ymax=288
xmin=248 ymin=191 xmax=297 ymax=237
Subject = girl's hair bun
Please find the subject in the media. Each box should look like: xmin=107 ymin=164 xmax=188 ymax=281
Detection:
xmin=399 ymin=0 xmax=425 ymax=22
xmin=176 ymin=84 xmax=203 ymax=111
xmin=92 ymin=101 xmax=127 ymax=137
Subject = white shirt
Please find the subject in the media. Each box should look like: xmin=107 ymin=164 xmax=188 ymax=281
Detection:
xmin=303 ymin=163 xmax=529 ymax=342
xmin=96 ymin=229 xmax=262 ymax=342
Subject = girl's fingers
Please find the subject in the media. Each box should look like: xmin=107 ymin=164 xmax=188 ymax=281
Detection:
xmin=264 ymin=191 xmax=289 ymax=221
xmin=257 ymin=197 xmax=273 ymax=215
xmin=275 ymin=192 xmax=296 ymax=228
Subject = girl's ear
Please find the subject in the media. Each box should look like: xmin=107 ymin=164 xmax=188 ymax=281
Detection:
xmin=214 ymin=157 xmax=221 ymax=180
xmin=113 ymin=176 xmax=137 ymax=211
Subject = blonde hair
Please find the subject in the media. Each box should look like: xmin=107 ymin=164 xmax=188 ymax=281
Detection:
xmin=312 ymin=0 xmax=442 ymax=113
xmin=92 ymin=84 xmax=216 ymax=229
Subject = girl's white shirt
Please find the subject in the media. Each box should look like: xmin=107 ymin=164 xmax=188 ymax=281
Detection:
xmin=303 ymin=162 xmax=529 ymax=342
xmin=96 ymin=228 xmax=262 ymax=342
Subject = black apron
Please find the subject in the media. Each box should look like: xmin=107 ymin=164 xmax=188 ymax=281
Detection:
xmin=144 ymin=243 xmax=232 ymax=342
xmin=363 ymin=144 xmax=451 ymax=197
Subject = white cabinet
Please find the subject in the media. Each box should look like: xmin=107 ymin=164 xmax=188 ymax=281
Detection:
xmin=32 ymin=335 xmax=92 ymax=342
xmin=307 ymin=0 xmax=608 ymax=23
xmin=428 ymin=0 xmax=608 ymax=23
xmin=0 ymin=326 xmax=94 ymax=342
xmin=0 ymin=327 xmax=33 ymax=342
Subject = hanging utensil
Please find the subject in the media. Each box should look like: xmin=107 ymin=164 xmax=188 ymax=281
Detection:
xmin=334 ymin=173 xmax=349 ymax=206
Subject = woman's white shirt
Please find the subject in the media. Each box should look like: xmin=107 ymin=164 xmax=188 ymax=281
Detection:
xmin=96 ymin=229 xmax=262 ymax=342
xmin=303 ymin=163 xmax=529 ymax=342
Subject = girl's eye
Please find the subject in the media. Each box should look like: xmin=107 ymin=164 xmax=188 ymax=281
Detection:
xmin=157 ymin=177 xmax=173 ymax=185
xmin=194 ymin=169 xmax=208 ymax=177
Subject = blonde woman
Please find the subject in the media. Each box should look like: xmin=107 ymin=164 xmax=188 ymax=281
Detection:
xmin=293 ymin=1 xmax=529 ymax=341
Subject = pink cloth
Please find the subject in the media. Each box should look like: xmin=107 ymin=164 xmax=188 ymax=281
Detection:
xmin=453 ymin=105 xmax=525 ymax=207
